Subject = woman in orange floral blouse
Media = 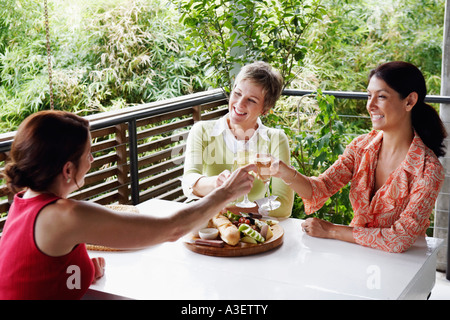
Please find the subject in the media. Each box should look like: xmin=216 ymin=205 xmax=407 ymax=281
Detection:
xmin=272 ymin=61 xmax=447 ymax=252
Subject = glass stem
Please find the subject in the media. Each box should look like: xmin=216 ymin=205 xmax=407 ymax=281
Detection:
xmin=265 ymin=181 xmax=270 ymax=198
xmin=265 ymin=180 xmax=273 ymax=210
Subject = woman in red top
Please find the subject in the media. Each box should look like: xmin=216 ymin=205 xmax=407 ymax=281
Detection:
xmin=0 ymin=111 xmax=256 ymax=299
xmin=271 ymin=61 xmax=446 ymax=252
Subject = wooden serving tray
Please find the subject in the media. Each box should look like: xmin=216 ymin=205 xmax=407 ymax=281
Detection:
xmin=183 ymin=224 xmax=284 ymax=257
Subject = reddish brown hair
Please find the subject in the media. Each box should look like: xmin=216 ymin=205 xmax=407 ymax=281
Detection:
xmin=4 ymin=111 xmax=90 ymax=193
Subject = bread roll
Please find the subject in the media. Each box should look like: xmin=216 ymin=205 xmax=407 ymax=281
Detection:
xmin=211 ymin=213 xmax=240 ymax=246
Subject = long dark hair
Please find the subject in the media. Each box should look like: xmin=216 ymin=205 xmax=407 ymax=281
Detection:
xmin=4 ymin=111 xmax=90 ymax=193
xmin=369 ymin=61 xmax=447 ymax=157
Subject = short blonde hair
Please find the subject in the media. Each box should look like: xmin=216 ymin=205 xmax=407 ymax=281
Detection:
xmin=233 ymin=61 xmax=284 ymax=112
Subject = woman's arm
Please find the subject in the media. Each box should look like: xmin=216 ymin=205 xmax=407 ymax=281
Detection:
xmin=182 ymin=121 xmax=232 ymax=197
xmin=182 ymin=122 xmax=210 ymax=197
xmin=35 ymin=164 xmax=257 ymax=256
xmin=301 ymin=218 xmax=355 ymax=244
xmin=271 ymin=160 xmax=313 ymax=199
xmin=352 ymin=164 xmax=444 ymax=253
xmin=301 ymin=150 xmax=445 ymax=253
xmin=190 ymin=170 xmax=231 ymax=197
xmin=271 ymin=137 xmax=357 ymax=214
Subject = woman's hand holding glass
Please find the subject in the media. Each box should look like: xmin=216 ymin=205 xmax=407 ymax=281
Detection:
xmin=215 ymin=169 xmax=232 ymax=188
xmin=219 ymin=164 xmax=257 ymax=203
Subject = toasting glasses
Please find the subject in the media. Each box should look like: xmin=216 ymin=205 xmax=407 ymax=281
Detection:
xmin=255 ymin=145 xmax=281 ymax=211
xmin=233 ymin=142 xmax=257 ymax=208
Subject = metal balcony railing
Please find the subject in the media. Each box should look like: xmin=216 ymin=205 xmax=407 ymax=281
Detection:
xmin=0 ymin=89 xmax=228 ymax=233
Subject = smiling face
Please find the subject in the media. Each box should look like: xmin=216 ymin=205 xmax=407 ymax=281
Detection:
xmin=366 ymin=76 xmax=415 ymax=132
xmin=228 ymin=79 xmax=266 ymax=131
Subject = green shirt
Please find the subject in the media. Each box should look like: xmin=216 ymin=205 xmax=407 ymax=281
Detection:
xmin=182 ymin=115 xmax=294 ymax=217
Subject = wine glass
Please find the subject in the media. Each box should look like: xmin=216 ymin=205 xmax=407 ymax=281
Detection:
xmin=234 ymin=142 xmax=256 ymax=208
xmin=256 ymin=146 xmax=281 ymax=211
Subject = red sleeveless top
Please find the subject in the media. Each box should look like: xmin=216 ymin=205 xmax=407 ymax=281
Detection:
xmin=0 ymin=192 xmax=94 ymax=299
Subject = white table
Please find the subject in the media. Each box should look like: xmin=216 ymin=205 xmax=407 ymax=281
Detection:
xmin=86 ymin=199 xmax=443 ymax=300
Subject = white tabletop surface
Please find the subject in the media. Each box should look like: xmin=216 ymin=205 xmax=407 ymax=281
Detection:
xmin=87 ymin=199 xmax=443 ymax=300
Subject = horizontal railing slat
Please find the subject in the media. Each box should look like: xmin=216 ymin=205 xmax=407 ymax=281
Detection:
xmin=137 ymin=144 xmax=185 ymax=169
xmin=70 ymin=180 xmax=123 ymax=202
xmin=138 ymin=155 xmax=185 ymax=179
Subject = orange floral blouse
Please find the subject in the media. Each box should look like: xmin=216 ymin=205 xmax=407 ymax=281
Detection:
xmin=303 ymin=130 xmax=444 ymax=253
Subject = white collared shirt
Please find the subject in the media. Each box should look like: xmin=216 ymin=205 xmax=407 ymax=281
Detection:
xmin=181 ymin=114 xmax=294 ymax=216
xmin=210 ymin=114 xmax=270 ymax=153
xmin=182 ymin=114 xmax=270 ymax=203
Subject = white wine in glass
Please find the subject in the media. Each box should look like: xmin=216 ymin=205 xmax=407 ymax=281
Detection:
xmin=234 ymin=143 xmax=256 ymax=208
xmin=255 ymin=154 xmax=271 ymax=183
xmin=257 ymin=148 xmax=281 ymax=211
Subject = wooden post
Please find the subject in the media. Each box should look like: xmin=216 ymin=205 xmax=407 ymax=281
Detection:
xmin=128 ymin=119 xmax=140 ymax=205
xmin=193 ymin=105 xmax=202 ymax=122
xmin=115 ymin=123 xmax=130 ymax=204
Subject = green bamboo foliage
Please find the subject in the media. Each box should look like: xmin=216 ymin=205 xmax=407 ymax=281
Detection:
xmin=0 ymin=0 xmax=206 ymax=132
xmin=176 ymin=0 xmax=325 ymax=92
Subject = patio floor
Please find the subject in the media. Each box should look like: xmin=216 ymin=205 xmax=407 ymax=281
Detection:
xmin=430 ymin=272 xmax=450 ymax=300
